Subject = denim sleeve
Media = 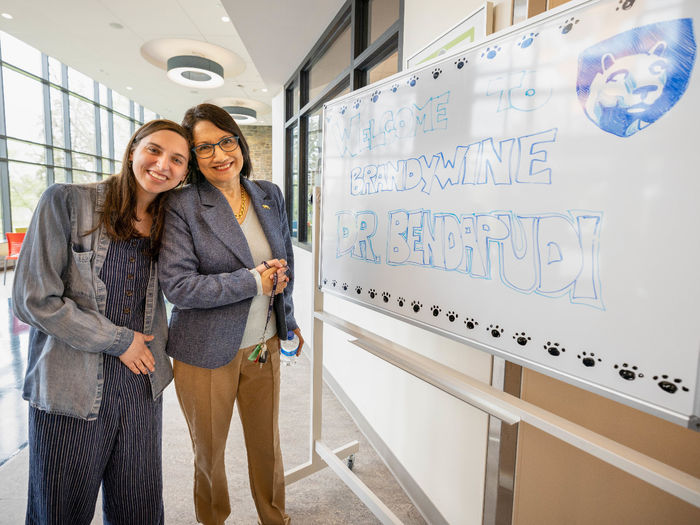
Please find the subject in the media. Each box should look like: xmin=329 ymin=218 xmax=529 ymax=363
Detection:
xmin=274 ymin=183 xmax=298 ymax=332
xmin=158 ymin=195 xmax=259 ymax=309
xmin=11 ymin=184 xmax=134 ymax=355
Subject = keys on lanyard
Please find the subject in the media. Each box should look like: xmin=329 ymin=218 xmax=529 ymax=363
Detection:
xmin=248 ymin=270 xmax=277 ymax=368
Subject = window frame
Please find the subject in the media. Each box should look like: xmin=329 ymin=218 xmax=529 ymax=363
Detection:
xmin=284 ymin=0 xmax=403 ymax=250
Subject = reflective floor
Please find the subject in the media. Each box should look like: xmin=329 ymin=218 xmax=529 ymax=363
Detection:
xmin=0 ymin=269 xmax=29 ymax=467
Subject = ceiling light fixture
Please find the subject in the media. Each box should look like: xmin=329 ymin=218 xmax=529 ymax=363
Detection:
xmin=166 ymin=55 xmax=224 ymax=88
xmin=222 ymin=16 xmax=230 ymax=22
xmin=223 ymin=105 xmax=257 ymax=124
xmin=1 ymin=13 xmax=13 ymax=19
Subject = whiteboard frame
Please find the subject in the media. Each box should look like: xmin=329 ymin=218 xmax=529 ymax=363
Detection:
xmin=318 ymin=0 xmax=700 ymax=429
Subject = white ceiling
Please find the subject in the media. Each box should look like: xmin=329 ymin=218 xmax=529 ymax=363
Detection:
xmin=0 ymin=0 xmax=345 ymax=124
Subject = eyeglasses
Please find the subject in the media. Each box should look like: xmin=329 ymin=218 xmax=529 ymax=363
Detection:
xmin=192 ymin=135 xmax=239 ymax=159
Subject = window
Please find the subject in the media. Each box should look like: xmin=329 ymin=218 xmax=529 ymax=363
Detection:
xmin=0 ymin=30 xmax=158 ymax=234
xmin=284 ymin=0 xmax=403 ymax=248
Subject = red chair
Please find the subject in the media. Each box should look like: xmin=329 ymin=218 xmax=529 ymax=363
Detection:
xmin=4 ymin=232 xmax=26 ymax=285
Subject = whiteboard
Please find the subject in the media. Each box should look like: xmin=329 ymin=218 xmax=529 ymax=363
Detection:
xmin=319 ymin=0 xmax=700 ymax=428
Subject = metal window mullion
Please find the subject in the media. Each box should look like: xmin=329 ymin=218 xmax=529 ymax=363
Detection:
xmin=129 ymin=100 xmax=135 ymax=136
xmin=107 ymin=89 xmax=115 ymax=173
xmin=139 ymin=105 xmax=144 ymax=124
xmin=94 ymin=81 xmax=102 ymax=180
xmin=285 ymin=122 xmax=297 ymax=239
xmin=41 ymin=55 xmax=55 ymax=187
xmin=0 ymin=55 xmax=11 ymax=234
xmin=61 ymin=64 xmax=73 ymax=183
xmin=298 ymin=116 xmax=309 ymax=243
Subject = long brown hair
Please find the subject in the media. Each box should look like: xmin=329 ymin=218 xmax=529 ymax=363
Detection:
xmin=97 ymin=119 xmax=191 ymax=258
xmin=181 ymin=103 xmax=253 ymax=184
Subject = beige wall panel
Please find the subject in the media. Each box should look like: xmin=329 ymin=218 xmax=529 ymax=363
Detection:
xmin=548 ymin=0 xmax=573 ymax=9
xmin=513 ymin=369 xmax=700 ymax=524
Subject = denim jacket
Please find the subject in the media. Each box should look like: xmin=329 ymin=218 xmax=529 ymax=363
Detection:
xmin=12 ymin=182 xmax=173 ymax=420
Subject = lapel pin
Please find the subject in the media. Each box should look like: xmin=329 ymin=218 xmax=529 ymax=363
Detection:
xmin=262 ymin=204 xmax=270 ymax=209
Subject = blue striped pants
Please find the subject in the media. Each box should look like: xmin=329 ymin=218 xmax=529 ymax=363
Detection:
xmin=26 ymin=355 xmax=164 ymax=525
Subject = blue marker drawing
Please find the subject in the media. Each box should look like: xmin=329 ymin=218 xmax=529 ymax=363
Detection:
xmin=577 ymin=19 xmax=696 ymax=137
xmin=487 ymin=71 xmax=553 ymax=113
xmin=384 ymin=208 xmax=604 ymax=309
xmin=335 ymin=210 xmax=380 ymax=263
xmin=348 ymin=128 xmax=557 ymax=196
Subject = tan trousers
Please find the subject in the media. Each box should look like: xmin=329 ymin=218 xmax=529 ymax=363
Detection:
xmin=173 ymin=337 xmax=289 ymax=525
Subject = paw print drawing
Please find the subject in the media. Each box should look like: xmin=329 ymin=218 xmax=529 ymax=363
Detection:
xmin=446 ymin=310 xmax=458 ymax=322
xmin=370 ymin=90 xmax=381 ymax=103
xmin=576 ymin=351 xmax=601 ymax=368
xmin=481 ymin=46 xmax=501 ymax=60
xmin=559 ymin=18 xmax=579 ymax=35
xmin=544 ymin=341 xmax=565 ymax=356
xmin=430 ymin=305 xmax=441 ymax=317
xmin=652 ymin=375 xmax=689 ymax=394
xmin=355 ymin=285 xmax=362 ymax=294
xmin=368 ymin=288 xmax=377 ymax=299
xmin=390 ymin=83 xmax=399 ymax=93
xmin=517 ymin=32 xmax=539 ymax=49
xmin=488 ymin=324 xmax=504 ymax=338
xmin=513 ymin=332 xmax=531 ymax=346
xmin=331 ymin=280 xmax=337 ymax=287
xmin=353 ymin=99 xmax=361 ymax=110
xmin=464 ymin=318 xmax=478 ymax=330
xmin=397 ymin=297 xmax=405 ymax=307
xmin=432 ymin=68 xmax=442 ymax=79
xmin=407 ymin=75 xmax=418 ymax=87
xmin=341 ymin=282 xmax=348 ymax=291
xmin=454 ymin=57 xmax=467 ymax=69
xmin=411 ymin=300 xmax=422 ymax=313
xmin=339 ymin=105 xmax=347 ymax=115
xmin=322 ymin=278 xmax=328 ymax=285
xmin=616 ymin=0 xmax=636 ymax=11
xmin=614 ymin=363 xmax=643 ymax=381
xmin=381 ymin=292 xmax=391 ymax=303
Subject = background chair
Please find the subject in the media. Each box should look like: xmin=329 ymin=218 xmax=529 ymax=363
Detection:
xmin=4 ymin=232 xmax=26 ymax=284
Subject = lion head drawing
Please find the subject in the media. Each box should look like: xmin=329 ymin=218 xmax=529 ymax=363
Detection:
xmin=577 ymin=19 xmax=696 ymax=138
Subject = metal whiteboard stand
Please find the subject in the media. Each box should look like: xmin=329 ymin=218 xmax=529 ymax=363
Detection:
xmin=284 ymin=188 xmax=700 ymax=522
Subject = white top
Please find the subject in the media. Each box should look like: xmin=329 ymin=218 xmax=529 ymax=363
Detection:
xmin=238 ymin=203 xmax=277 ymax=349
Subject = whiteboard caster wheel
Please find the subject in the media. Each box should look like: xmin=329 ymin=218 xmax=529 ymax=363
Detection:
xmin=347 ymin=453 xmax=355 ymax=470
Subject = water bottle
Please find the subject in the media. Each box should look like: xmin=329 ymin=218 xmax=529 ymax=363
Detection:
xmin=280 ymin=330 xmax=300 ymax=366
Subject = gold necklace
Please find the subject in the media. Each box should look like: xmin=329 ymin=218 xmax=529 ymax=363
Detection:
xmin=235 ymin=186 xmax=248 ymax=220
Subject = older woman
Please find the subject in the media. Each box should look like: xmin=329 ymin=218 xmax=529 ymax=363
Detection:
xmin=13 ymin=119 xmax=191 ymax=524
xmin=159 ymin=103 xmax=302 ymax=525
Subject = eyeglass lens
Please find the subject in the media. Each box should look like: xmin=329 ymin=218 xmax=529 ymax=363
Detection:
xmin=194 ymin=136 xmax=239 ymax=158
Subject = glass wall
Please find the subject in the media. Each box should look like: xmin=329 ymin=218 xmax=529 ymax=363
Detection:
xmin=0 ymin=30 xmax=159 ymax=234
xmin=285 ymin=0 xmax=403 ymax=248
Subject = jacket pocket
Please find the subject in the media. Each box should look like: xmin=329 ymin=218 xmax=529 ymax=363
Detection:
xmin=66 ymin=246 xmax=95 ymax=303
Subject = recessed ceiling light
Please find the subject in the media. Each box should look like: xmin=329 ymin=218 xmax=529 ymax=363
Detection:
xmin=1 ymin=13 xmax=13 ymax=19
xmin=223 ymin=105 xmax=257 ymax=124
xmin=261 ymin=88 xmax=268 ymax=93
xmin=221 ymin=16 xmax=230 ymax=23
xmin=126 ymin=86 xmax=133 ymax=90
xmin=167 ymin=55 xmax=224 ymax=89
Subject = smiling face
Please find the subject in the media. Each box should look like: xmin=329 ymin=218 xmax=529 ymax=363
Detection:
xmin=192 ymin=119 xmax=245 ymax=188
xmin=129 ymin=129 xmax=189 ymax=203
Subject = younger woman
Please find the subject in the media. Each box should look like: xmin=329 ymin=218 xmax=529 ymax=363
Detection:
xmin=12 ymin=119 xmax=190 ymax=525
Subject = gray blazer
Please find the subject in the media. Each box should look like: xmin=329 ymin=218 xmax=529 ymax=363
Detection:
xmin=159 ymin=177 xmax=298 ymax=369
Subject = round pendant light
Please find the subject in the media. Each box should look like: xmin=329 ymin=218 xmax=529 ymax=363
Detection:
xmin=223 ymin=105 xmax=257 ymax=124
xmin=166 ymin=55 xmax=224 ymax=88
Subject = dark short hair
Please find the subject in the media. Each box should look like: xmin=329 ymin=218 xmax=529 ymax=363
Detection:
xmin=181 ymin=103 xmax=253 ymax=183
